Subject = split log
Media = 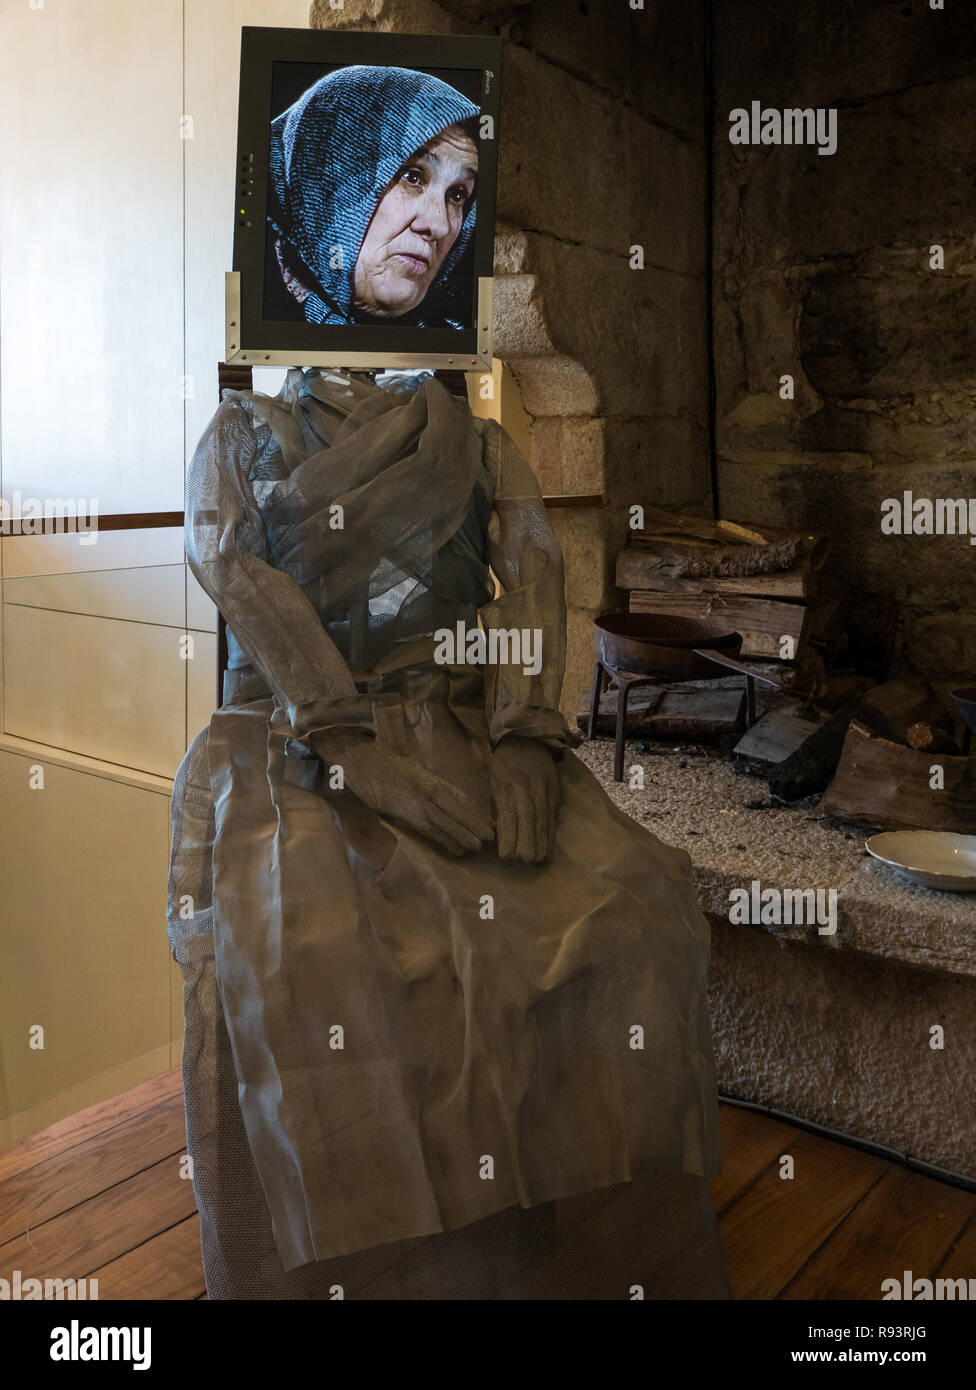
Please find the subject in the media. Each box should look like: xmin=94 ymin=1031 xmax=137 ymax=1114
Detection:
xmin=732 ymin=709 xmax=826 ymax=775
xmin=858 ymin=677 xmax=949 ymax=746
xmin=906 ymin=720 xmax=959 ymax=755
xmin=757 ymin=522 xmax=831 ymax=571
xmin=627 ymin=506 xmax=829 ymax=580
xmin=627 ymin=533 xmax=798 ymax=579
xmin=616 ymin=550 xmax=815 ymax=599
xmin=628 ymin=591 xmax=808 ymax=661
xmin=578 ymin=684 xmax=745 ymax=739
xmin=763 ymin=700 xmax=864 ymax=799
xmin=757 ymin=677 xmax=959 ymax=801
xmin=819 ymin=724 xmax=976 ymax=833
xmin=632 ymin=507 xmax=766 ymax=545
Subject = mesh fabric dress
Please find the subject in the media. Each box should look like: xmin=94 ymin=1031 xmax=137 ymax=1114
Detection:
xmin=167 ymin=369 xmax=729 ymax=1299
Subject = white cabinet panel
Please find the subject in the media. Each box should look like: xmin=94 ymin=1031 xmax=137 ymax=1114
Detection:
xmin=0 ymin=748 xmax=172 ymax=1121
xmin=4 ymin=565 xmax=186 ymax=627
xmin=3 ymin=605 xmax=187 ymax=776
xmin=1 ymin=528 xmax=186 ymax=579
xmin=0 ymin=0 xmax=185 ymax=513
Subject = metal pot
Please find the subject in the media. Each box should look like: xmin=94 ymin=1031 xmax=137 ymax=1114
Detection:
xmin=594 ymin=612 xmax=781 ymax=685
xmin=590 ymin=612 xmax=790 ymax=781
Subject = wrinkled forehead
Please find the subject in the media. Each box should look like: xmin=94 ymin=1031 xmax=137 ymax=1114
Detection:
xmin=407 ymin=125 xmax=479 ymax=181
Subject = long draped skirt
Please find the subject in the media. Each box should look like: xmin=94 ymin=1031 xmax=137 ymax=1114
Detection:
xmin=167 ymin=667 xmax=729 ymax=1298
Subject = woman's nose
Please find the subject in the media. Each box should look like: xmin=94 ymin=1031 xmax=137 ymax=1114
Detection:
xmin=411 ymin=187 xmax=452 ymax=240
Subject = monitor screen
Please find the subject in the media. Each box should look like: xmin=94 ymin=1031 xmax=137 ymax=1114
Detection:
xmin=232 ymin=29 xmax=501 ymax=369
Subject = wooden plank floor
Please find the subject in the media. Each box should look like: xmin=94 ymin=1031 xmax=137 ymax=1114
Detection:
xmin=1 ymin=1071 xmax=974 ymax=1300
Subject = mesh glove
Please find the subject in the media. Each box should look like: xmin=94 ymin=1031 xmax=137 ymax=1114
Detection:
xmin=311 ymin=729 xmax=494 ymax=857
xmin=490 ymin=737 xmax=561 ymax=864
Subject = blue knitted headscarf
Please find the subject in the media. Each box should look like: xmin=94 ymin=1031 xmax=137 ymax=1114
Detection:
xmin=269 ymin=66 xmax=480 ymax=328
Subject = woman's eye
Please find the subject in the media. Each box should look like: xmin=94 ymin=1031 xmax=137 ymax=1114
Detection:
xmin=400 ymin=167 xmax=423 ymax=187
xmin=448 ymin=185 xmax=469 ymax=205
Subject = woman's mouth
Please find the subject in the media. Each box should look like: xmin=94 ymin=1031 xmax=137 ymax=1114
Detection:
xmin=392 ymin=250 xmax=430 ymax=276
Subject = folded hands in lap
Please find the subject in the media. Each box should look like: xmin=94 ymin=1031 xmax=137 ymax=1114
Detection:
xmin=311 ymin=729 xmax=493 ymax=857
xmin=312 ymin=729 xmax=561 ymax=864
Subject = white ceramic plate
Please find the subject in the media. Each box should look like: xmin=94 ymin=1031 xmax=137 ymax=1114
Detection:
xmin=866 ymin=831 xmax=976 ymax=892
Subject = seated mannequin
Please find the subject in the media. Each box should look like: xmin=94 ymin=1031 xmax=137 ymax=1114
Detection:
xmin=167 ymin=367 xmax=730 ymax=1299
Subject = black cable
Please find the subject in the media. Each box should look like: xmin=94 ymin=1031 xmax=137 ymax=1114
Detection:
xmin=720 ymin=1092 xmax=976 ymax=1196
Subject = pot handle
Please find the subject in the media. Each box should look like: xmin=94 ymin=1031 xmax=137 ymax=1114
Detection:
xmin=692 ymin=648 xmax=788 ymax=691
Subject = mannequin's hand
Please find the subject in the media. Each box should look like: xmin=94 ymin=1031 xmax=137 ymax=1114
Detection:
xmin=490 ymin=738 xmax=561 ymax=864
xmin=312 ymin=730 xmax=494 ymax=857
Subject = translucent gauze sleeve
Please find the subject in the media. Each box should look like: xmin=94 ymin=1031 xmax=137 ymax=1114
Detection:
xmin=478 ymin=417 xmax=581 ymax=751
xmin=185 ymin=395 xmax=375 ymax=743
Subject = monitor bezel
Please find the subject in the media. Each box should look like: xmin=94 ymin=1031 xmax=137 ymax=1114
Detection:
xmin=230 ymin=27 xmax=502 ymax=370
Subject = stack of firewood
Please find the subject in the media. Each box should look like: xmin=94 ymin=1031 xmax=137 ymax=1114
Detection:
xmin=734 ymin=676 xmax=975 ymax=832
xmin=577 ymin=507 xmax=836 ymax=743
xmin=588 ymin=508 xmax=974 ymax=830
xmin=616 ymin=506 xmax=835 ymax=697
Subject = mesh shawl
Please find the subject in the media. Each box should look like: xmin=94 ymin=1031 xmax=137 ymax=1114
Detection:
xmin=184 ymin=369 xmax=577 ymax=753
xmin=269 ymin=67 xmax=479 ymax=327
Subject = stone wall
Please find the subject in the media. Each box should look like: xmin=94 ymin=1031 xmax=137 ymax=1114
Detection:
xmin=310 ymin=0 xmax=712 ymax=715
xmin=712 ymin=0 xmax=976 ymax=682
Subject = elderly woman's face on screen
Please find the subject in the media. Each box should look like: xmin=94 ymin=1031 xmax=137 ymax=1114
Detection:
xmin=353 ymin=124 xmax=477 ymax=317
